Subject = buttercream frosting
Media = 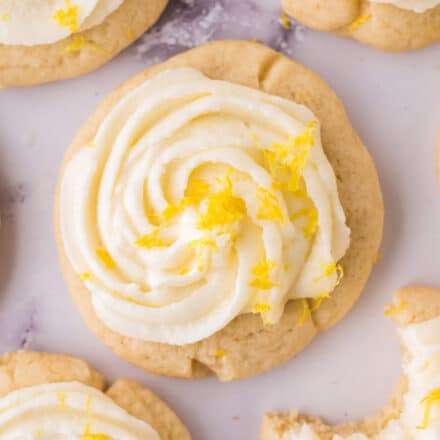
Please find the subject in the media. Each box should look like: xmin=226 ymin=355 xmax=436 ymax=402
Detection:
xmin=60 ymin=67 xmax=350 ymax=345
xmin=0 ymin=0 xmax=124 ymax=46
xmin=0 ymin=381 xmax=160 ymax=439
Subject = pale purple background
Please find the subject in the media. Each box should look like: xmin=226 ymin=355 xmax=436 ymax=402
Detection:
xmin=0 ymin=1 xmax=440 ymax=439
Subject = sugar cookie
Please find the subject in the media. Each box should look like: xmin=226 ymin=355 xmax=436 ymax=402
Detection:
xmin=0 ymin=351 xmax=191 ymax=439
xmin=261 ymin=286 xmax=440 ymax=439
xmin=281 ymin=0 xmax=440 ymax=52
xmin=0 ymin=0 xmax=168 ymax=87
xmin=55 ymin=40 xmax=383 ymax=381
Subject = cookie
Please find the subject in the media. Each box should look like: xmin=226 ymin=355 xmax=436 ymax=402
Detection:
xmin=0 ymin=0 xmax=168 ymax=87
xmin=0 ymin=351 xmax=191 ymax=439
xmin=261 ymin=286 xmax=440 ymax=439
xmin=54 ymin=40 xmax=383 ymax=381
xmin=281 ymin=0 xmax=440 ymax=52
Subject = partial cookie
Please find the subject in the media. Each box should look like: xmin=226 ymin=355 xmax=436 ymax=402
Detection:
xmin=0 ymin=351 xmax=191 ymax=439
xmin=282 ymin=0 xmax=440 ymax=52
xmin=55 ymin=40 xmax=383 ymax=381
xmin=0 ymin=0 xmax=168 ymax=87
xmin=261 ymin=286 xmax=440 ymax=439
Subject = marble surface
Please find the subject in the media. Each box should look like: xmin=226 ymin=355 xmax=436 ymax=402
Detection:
xmin=0 ymin=0 xmax=440 ymax=439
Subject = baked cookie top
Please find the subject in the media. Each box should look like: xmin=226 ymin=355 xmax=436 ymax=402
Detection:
xmin=281 ymin=0 xmax=440 ymax=52
xmin=0 ymin=0 xmax=168 ymax=87
xmin=55 ymin=40 xmax=383 ymax=380
xmin=261 ymin=286 xmax=440 ymax=439
xmin=0 ymin=351 xmax=191 ymax=439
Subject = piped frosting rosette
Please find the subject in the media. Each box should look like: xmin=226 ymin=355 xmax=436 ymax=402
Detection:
xmin=0 ymin=382 xmax=159 ymax=439
xmin=60 ymin=67 xmax=350 ymax=346
xmin=0 ymin=0 xmax=124 ymax=46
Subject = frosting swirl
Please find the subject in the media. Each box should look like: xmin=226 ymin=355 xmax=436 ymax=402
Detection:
xmin=284 ymin=313 xmax=440 ymax=439
xmin=0 ymin=0 xmax=124 ymax=46
xmin=370 ymin=0 xmax=440 ymax=13
xmin=0 ymin=382 xmax=159 ymax=439
xmin=60 ymin=67 xmax=350 ymax=345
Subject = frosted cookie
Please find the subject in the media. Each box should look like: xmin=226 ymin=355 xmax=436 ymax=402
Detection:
xmin=261 ymin=286 xmax=440 ymax=440
xmin=0 ymin=0 xmax=168 ymax=87
xmin=0 ymin=351 xmax=191 ymax=439
xmin=281 ymin=0 xmax=440 ymax=52
xmin=55 ymin=40 xmax=383 ymax=381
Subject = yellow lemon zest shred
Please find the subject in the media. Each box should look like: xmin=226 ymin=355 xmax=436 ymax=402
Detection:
xmin=347 ymin=14 xmax=371 ymax=32
xmin=417 ymin=388 xmax=440 ymax=429
xmin=297 ymin=299 xmax=311 ymax=327
xmin=35 ymin=430 xmax=43 ymax=438
xmin=86 ymin=140 xmax=95 ymax=148
xmin=127 ymin=28 xmax=134 ymax=39
xmin=252 ymin=302 xmax=273 ymax=326
xmin=215 ymin=349 xmax=226 ymax=358
xmin=178 ymin=268 xmax=190 ymax=275
xmin=53 ymin=0 xmax=79 ymax=33
xmin=189 ymin=236 xmax=219 ymax=272
xmin=197 ymin=173 xmax=246 ymax=231
xmin=264 ymin=121 xmax=317 ymax=193
xmin=290 ymin=207 xmax=319 ymax=239
xmin=384 ymin=300 xmax=406 ymax=317
xmin=61 ymin=36 xmax=107 ymax=55
xmin=162 ymin=179 xmax=211 ymax=222
xmin=1 ymin=13 xmax=8 ymax=22
xmin=57 ymin=392 xmax=66 ymax=410
xmin=79 ymin=272 xmax=91 ymax=281
xmin=96 ymin=249 xmax=116 ymax=269
xmin=314 ymin=262 xmax=344 ymax=285
xmin=280 ymin=11 xmax=290 ymax=29
xmin=250 ymin=259 xmax=277 ymax=290
xmin=135 ymin=229 xmax=170 ymax=248
xmin=310 ymin=291 xmax=330 ymax=312
xmin=256 ymin=187 xmax=285 ymax=223
xmin=82 ymin=424 xmax=110 ymax=440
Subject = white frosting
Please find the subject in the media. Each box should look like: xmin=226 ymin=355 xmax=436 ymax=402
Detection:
xmin=60 ymin=67 xmax=350 ymax=345
xmin=284 ymin=314 xmax=440 ymax=439
xmin=0 ymin=0 xmax=124 ymax=46
xmin=0 ymin=381 xmax=160 ymax=439
xmin=370 ymin=0 xmax=440 ymax=13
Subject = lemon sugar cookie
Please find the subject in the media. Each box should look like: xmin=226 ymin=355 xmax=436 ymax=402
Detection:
xmin=0 ymin=0 xmax=168 ymax=87
xmin=0 ymin=351 xmax=191 ymax=439
xmin=281 ymin=0 xmax=440 ymax=52
xmin=261 ymin=286 xmax=440 ymax=440
xmin=55 ymin=40 xmax=383 ymax=381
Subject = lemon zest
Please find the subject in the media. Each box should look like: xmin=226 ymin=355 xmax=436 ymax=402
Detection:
xmin=264 ymin=121 xmax=317 ymax=193
xmin=347 ymin=14 xmax=371 ymax=32
xmin=162 ymin=179 xmax=211 ymax=222
xmin=215 ymin=349 xmax=226 ymax=358
xmin=127 ymin=28 xmax=134 ymax=39
xmin=61 ymin=36 xmax=107 ymax=55
xmin=310 ymin=291 xmax=330 ymax=312
xmin=256 ymin=187 xmax=285 ymax=223
xmin=96 ymin=249 xmax=116 ymax=269
xmin=82 ymin=424 xmax=110 ymax=440
xmin=86 ymin=140 xmax=95 ymax=148
xmin=79 ymin=272 xmax=91 ymax=281
xmin=314 ymin=262 xmax=344 ymax=285
xmin=280 ymin=11 xmax=290 ymax=29
xmin=57 ymin=392 xmax=66 ymax=410
xmin=252 ymin=302 xmax=273 ymax=326
xmin=197 ymin=174 xmax=246 ymax=232
xmin=53 ymin=0 xmax=79 ymax=33
xmin=189 ymin=236 xmax=219 ymax=271
xmin=290 ymin=207 xmax=319 ymax=239
xmin=250 ymin=259 xmax=277 ymax=290
xmin=384 ymin=300 xmax=406 ymax=317
xmin=297 ymin=299 xmax=311 ymax=327
xmin=135 ymin=229 xmax=170 ymax=248
xmin=1 ymin=13 xmax=8 ymax=22
xmin=35 ymin=430 xmax=43 ymax=438
xmin=417 ymin=388 xmax=440 ymax=429
xmin=178 ymin=268 xmax=190 ymax=275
